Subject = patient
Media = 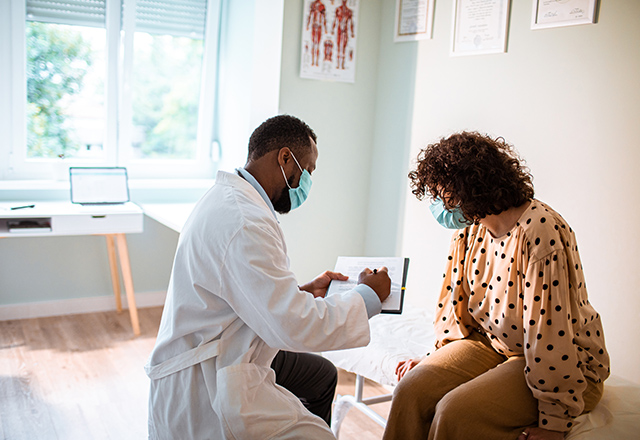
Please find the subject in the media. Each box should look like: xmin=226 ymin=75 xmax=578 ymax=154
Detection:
xmin=383 ymin=132 xmax=610 ymax=440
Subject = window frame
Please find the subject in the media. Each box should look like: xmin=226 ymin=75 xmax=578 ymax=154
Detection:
xmin=2 ymin=0 xmax=221 ymax=181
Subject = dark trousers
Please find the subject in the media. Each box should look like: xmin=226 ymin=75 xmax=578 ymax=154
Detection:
xmin=271 ymin=350 xmax=338 ymax=427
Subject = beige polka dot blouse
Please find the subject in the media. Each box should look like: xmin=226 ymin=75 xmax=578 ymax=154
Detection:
xmin=433 ymin=199 xmax=610 ymax=432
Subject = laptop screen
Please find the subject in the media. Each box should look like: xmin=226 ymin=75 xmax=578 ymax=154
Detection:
xmin=70 ymin=167 xmax=130 ymax=205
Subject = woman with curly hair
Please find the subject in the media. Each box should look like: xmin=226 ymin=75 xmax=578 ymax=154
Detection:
xmin=382 ymin=132 xmax=610 ymax=440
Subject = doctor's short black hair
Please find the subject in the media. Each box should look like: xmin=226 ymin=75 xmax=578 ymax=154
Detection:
xmin=247 ymin=115 xmax=317 ymax=161
xmin=408 ymin=131 xmax=534 ymax=221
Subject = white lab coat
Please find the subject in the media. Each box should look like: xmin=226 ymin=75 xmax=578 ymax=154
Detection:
xmin=146 ymin=171 xmax=373 ymax=439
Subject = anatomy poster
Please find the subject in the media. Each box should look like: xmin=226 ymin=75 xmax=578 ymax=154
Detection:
xmin=300 ymin=0 xmax=360 ymax=83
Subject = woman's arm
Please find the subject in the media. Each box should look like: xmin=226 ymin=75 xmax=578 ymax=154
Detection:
xmin=522 ymin=248 xmax=585 ymax=433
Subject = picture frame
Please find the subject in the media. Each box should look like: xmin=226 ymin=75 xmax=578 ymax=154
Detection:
xmin=394 ymin=0 xmax=435 ymax=43
xmin=300 ymin=0 xmax=360 ymax=83
xmin=531 ymin=0 xmax=598 ymax=30
xmin=451 ymin=0 xmax=511 ymax=57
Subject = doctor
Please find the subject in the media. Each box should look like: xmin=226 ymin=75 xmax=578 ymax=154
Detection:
xmin=146 ymin=114 xmax=391 ymax=439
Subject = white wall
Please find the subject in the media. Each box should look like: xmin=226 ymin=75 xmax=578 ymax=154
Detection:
xmin=278 ymin=0 xmax=420 ymax=282
xmin=400 ymin=0 xmax=640 ymax=384
xmin=364 ymin=0 xmax=418 ymax=257
xmin=278 ymin=0 xmax=384 ymax=281
xmin=216 ymin=0 xmax=284 ymax=171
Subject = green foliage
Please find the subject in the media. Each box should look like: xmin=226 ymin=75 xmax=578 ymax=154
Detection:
xmin=26 ymin=22 xmax=93 ymax=158
xmin=25 ymin=23 xmax=204 ymax=161
xmin=131 ymin=34 xmax=203 ymax=159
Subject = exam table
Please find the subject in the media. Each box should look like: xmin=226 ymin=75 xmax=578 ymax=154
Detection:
xmin=323 ymin=307 xmax=640 ymax=439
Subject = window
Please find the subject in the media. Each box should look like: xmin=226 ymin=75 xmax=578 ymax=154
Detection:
xmin=26 ymin=21 xmax=107 ymax=161
xmin=128 ymin=1 xmax=206 ymax=161
xmin=129 ymin=33 xmax=203 ymax=160
xmin=2 ymin=0 xmax=220 ymax=180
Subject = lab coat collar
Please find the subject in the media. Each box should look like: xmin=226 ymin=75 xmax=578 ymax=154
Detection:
xmin=235 ymin=168 xmax=278 ymax=221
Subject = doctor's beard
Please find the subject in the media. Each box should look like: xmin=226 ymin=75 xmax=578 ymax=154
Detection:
xmin=272 ymin=176 xmax=294 ymax=214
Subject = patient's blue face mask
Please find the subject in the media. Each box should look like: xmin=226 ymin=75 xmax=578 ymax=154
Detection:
xmin=429 ymin=197 xmax=468 ymax=229
xmin=280 ymin=152 xmax=312 ymax=210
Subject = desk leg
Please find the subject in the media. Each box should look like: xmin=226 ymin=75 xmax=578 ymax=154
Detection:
xmin=115 ymin=233 xmax=141 ymax=336
xmin=105 ymin=235 xmax=122 ymax=313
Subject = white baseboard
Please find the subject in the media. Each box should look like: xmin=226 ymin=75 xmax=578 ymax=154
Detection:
xmin=0 ymin=290 xmax=166 ymax=321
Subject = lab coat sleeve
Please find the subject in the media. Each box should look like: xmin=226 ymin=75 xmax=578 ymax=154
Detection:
xmin=352 ymin=284 xmax=382 ymax=318
xmin=217 ymin=220 xmax=371 ymax=353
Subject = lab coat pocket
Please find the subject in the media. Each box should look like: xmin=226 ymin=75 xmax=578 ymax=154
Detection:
xmin=213 ymin=363 xmax=301 ymax=439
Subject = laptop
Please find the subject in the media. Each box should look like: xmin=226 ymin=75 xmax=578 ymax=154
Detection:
xmin=70 ymin=167 xmax=130 ymax=205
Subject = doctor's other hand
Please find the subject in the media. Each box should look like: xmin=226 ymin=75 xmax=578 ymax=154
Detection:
xmin=300 ymin=271 xmax=349 ymax=298
xmin=358 ymin=267 xmax=391 ymax=303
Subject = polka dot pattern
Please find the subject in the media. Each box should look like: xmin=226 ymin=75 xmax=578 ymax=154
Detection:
xmin=432 ymin=199 xmax=610 ymax=432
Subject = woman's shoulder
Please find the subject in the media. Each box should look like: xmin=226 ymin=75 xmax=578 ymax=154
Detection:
xmin=519 ymin=199 xmax=575 ymax=260
xmin=519 ymin=199 xmax=572 ymax=231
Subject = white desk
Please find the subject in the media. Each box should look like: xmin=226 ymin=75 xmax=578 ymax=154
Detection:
xmin=142 ymin=203 xmax=195 ymax=233
xmin=0 ymin=202 xmax=144 ymax=336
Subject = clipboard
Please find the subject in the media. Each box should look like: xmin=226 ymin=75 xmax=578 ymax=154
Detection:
xmin=326 ymin=256 xmax=409 ymax=314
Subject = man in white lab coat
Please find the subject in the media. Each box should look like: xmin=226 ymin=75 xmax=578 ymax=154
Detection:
xmin=146 ymin=115 xmax=391 ymax=439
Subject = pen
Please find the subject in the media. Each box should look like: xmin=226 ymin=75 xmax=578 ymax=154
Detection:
xmin=10 ymin=204 xmax=35 ymax=210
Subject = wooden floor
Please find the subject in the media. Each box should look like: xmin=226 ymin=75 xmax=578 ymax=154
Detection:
xmin=0 ymin=306 xmax=391 ymax=439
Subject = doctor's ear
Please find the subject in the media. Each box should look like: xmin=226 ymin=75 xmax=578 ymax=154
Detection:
xmin=277 ymin=147 xmax=292 ymax=165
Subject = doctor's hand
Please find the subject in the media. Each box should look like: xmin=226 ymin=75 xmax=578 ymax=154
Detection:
xmin=300 ymin=271 xmax=349 ymax=298
xmin=358 ymin=267 xmax=391 ymax=303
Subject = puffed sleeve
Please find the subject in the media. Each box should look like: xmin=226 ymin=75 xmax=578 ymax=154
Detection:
xmin=522 ymin=249 xmax=587 ymax=432
xmin=433 ymin=231 xmax=475 ymax=349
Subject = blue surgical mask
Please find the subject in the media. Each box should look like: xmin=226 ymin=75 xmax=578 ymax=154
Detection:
xmin=429 ymin=197 xmax=468 ymax=229
xmin=280 ymin=152 xmax=312 ymax=210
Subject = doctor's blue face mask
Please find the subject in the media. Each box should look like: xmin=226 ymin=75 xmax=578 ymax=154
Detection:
xmin=429 ymin=197 xmax=468 ymax=229
xmin=280 ymin=151 xmax=312 ymax=210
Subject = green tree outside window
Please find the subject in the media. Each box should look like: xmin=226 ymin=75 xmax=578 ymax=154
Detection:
xmin=26 ymin=22 xmax=93 ymax=159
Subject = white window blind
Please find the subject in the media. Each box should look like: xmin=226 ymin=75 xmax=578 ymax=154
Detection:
xmin=26 ymin=0 xmax=106 ymax=27
xmin=25 ymin=1 xmax=208 ymax=38
xmin=132 ymin=0 xmax=208 ymax=39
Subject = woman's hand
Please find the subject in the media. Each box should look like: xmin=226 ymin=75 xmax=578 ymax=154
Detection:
xmin=395 ymin=357 xmax=423 ymax=381
xmin=299 ymin=271 xmax=348 ymax=298
xmin=517 ymin=427 xmax=565 ymax=440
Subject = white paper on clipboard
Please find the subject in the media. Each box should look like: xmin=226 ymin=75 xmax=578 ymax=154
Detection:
xmin=326 ymin=256 xmax=409 ymax=314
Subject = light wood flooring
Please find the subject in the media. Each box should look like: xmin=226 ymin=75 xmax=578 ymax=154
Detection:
xmin=0 ymin=306 xmax=391 ymax=439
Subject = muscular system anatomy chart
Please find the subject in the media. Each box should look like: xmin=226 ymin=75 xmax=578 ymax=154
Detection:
xmin=300 ymin=0 xmax=359 ymax=83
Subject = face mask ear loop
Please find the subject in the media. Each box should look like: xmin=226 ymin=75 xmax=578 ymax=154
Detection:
xmin=280 ymin=166 xmax=292 ymax=189
xmin=290 ymin=151 xmax=303 ymax=173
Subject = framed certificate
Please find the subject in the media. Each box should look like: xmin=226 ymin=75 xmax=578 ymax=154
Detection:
xmin=531 ymin=0 xmax=598 ymax=30
xmin=394 ymin=0 xmax=435 ymax=42
xmin=451 ymin=0 xmax=511 ymax=57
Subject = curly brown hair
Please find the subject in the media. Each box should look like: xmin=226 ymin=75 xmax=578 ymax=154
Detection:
xmin=408 ymin=132 xmax=534 ymax=221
